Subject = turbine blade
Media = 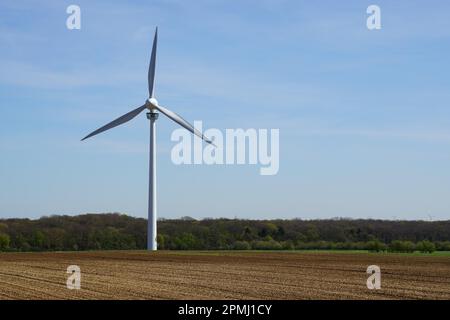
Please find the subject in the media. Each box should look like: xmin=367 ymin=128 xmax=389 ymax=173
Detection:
xmin=156 ymin=105 xmax=216 ymax=146
xmin=81 ymin=105 xmax=147 ymax=141
xmin=148 ymin=27 xmax=158 ymax=98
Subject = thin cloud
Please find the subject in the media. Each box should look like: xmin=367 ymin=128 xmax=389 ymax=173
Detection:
xmin=0 ymin=60 xmax=142 ymax=89
xmin=301 ymin=127 xmax=450 ymax=143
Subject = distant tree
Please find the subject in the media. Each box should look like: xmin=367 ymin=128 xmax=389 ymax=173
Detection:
xmin=0 ymin=223 xmax=8 ymax=233
xmin=157 ymin=234 xmax=166 ymax=250
xmin=13 ymin=234 xmax=30 ymax=251
xmin=174 ymin=233 xmax=198 ymax=250
xmin=416 ymin=240 xmax=435 ymax=253
xmin=436 ymin=241 xmax=450 ymax=251
xmin=233 ymin=241 xmax=251 ymax=250
xmin=366 ymin=240 xmax=387 ymax=252
xmin=45 ymin=228 xmax=66 ymax=250
xmin=294 ymin=242 xmax=306 ymax=250
xmin=305 ymin=225 xmax=320 ymax=242
xmin=281 ymin=240 xmax=295 ymax=250
xmin=0 ymin=233 xmax=10 ymax=250
xmin=242 ymin=227 xmax=253 ymax=241
xmin=0 ymin=214 xmax=450 ymax=251
xmin=32 ymin=231 xmax=45 ymax=249
xmin=276 ymin=226 xmax=286 ymax=238
xmin=252 ymin=240 xmax=282 ymax=250
xmin=389 ymin=240 xmax=415 ymax=253
xmin=403 ymin=241 xmax=416 ymax=253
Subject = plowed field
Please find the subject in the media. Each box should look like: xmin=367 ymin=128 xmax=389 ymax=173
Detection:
xmin=0 ymin=251 xmax=449 ymax=299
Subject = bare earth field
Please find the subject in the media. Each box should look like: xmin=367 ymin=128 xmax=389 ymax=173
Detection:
xmin=0 ymin=251 xmax=449 ymax=300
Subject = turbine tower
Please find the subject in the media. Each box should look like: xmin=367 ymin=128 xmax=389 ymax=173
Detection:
xmin=82 ymin=28 xmax=214 ymax=250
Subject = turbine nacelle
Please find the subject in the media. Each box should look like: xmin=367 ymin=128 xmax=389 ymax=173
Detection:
xmin=146 ymin=97 xmax=159 ymax=110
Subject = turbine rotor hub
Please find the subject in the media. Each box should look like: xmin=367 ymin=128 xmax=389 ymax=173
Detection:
xmin=146 ymin=97 xmax=159 ymax=110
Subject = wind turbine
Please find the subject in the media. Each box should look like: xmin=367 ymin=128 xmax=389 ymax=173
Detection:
xmin=81 ymin=27 xmax=214 ymax=250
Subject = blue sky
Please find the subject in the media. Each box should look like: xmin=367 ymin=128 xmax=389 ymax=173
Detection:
xmin=1 ymin=0 xmax=449 ymax=220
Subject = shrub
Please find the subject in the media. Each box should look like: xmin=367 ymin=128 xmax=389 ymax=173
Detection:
xmin=281 ymin=240 xmax=295 ymax=250
xmin=233 ymin=241 xmax=251 ymax=250
xmin=366 ymin=240 xmax=387 ymax=252
xmin=436 ymin=241 xmax=450 ymax=251
xmin=294 ymin=242 xmax=307 ymax=250
xmin=251 ymin=240 xmax=282 ymax=250
xmin=416 ymin=240 xmax=436 ymax=253
xmin=389 ymin=240 xmax=415 ymax=253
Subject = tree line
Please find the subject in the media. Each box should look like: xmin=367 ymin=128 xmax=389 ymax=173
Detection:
xmin=0 ymin=214 xmax=449 ymax=253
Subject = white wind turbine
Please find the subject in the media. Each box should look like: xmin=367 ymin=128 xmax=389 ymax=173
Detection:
xmin=82 ymin=27 xmax=214 ymax=250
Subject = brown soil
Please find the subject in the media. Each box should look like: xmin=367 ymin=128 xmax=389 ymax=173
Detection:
xmin=0 ymin=251 xmax=449 ymax=300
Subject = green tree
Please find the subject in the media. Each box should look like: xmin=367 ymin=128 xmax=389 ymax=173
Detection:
xmin=0 ymin=233 xmax=10 ymax=250
xmin=305 ymin=225 xmax=320 ymax=242
xmin=416 ymin=240 xmax=435 ymax=253
xmin=157 ymin=234 xmax=166 ymax=249
xmin=1 ymin=214 xmax=450 ymax=252
xmin=281 ymin=240 xmax=295 ymax=250
xmin=233 ymin=241 xmax=251 ymax=250
xmin=0 ymin=223 xmax=8 ymax=233
xmin=242 ymin=227 xmax=253 ymax=241
xmin=32 ymin=231 xmax=45 ymax=249
xmin=389 ymin=240 xmax=415 ymax=253
xmin=174 ymin=233 xmax=198 ymax=250
xmin=366 ymin=240 xmax=387 ymax=252
xmin=436 ymin=241 xmax=450 ymax=251
xmin=252 ymin=239 xmax=282 ymax=250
